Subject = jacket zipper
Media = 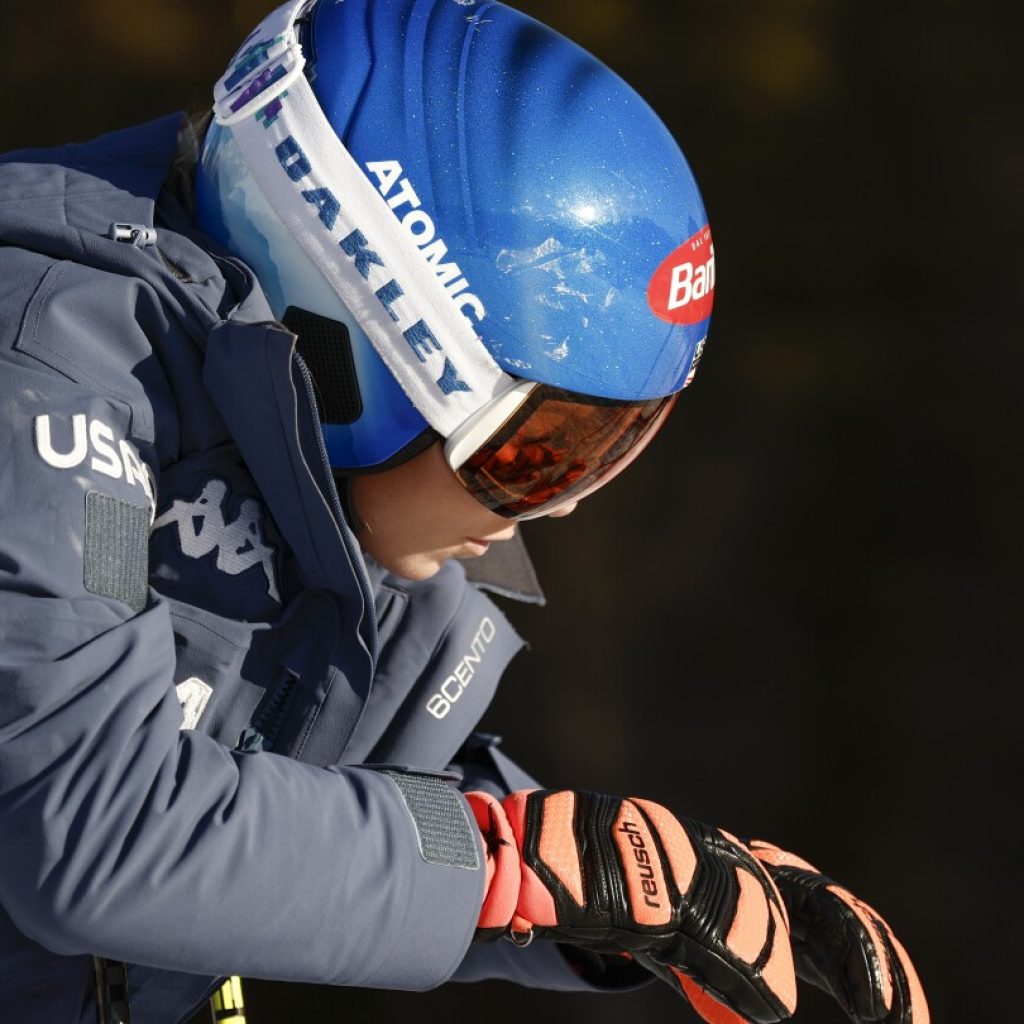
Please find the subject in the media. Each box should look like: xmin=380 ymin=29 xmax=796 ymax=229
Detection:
xmin=292 ymin=350 xmax=378 ymax=663
xmin=238 ymin=670 xmax=298 ymax=753
xmin=171 ymin=349 xmax=377 ymax=1017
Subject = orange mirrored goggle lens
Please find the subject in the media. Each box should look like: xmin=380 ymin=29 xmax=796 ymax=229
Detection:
xmin=454 ymin=386 xmax=677 ymax=520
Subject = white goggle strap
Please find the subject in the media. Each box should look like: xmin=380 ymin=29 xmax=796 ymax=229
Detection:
xmin=213 ymin=0 xmax=516 ymax=438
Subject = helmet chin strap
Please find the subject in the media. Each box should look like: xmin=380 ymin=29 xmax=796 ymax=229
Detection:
xmin=339 ymin=476 xmax=367 ymax=535
xmin=213 ymin=0 xmax=517 ymax=440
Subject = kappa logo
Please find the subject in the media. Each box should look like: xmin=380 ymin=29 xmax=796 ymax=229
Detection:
xmin=152 ymin=479 xmax=281 ymax=602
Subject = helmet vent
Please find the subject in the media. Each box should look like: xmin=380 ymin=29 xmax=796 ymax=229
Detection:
xmin=282 ymin=306 xmax=363 ymax=425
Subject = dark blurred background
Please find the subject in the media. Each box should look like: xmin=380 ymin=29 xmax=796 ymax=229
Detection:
xmin=4 ymin=1 xmax=1020 ymax=1020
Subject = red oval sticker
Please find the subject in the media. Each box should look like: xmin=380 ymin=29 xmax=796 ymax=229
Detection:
xmin=647 ymin=226 xmax=715 ymax=325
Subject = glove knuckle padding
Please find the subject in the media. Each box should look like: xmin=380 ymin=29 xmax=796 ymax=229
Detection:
xmin=750 ymin=844 xmax=930 ymax=1024
xmin=827 ymin=883 xmax=897 ymax=1016
xmin=511 ymin=791 xmax=796 ymax=1022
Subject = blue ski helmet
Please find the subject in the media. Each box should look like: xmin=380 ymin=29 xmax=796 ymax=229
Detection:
xmin=197 ymin=0 xmax=714 ymax=471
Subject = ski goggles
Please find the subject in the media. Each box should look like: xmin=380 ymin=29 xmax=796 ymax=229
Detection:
xmin=444 ymin=381 xmax=677 ymax=521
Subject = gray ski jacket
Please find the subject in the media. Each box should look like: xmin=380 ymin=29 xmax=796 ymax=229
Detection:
xmin=0 ymin=114 xmax=622 ymax=1023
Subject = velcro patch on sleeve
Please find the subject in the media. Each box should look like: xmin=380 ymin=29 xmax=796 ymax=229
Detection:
xmin=84 ymin=491 xmax=150 ymax=612
xmin=383 ymin=770 xmax=480 ymax=870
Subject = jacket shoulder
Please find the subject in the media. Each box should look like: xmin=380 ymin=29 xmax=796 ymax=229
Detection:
xmin=0 ymin=114 xmax=183 ymax=207
xmin=0 ymin=247 xmax=169 ymax=445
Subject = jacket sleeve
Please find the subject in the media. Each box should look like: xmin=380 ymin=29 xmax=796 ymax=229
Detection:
xmin=0 ymin=256 xmax=483 ymax=991
xmin=450 ymin=736 xmax=651 ymax=993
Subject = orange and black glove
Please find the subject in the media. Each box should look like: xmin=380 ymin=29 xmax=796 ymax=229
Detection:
xmin=467 ymin=789 xmax=797 ymax=1024
xmin=750 ymin=841 xmax=929 ymax=1024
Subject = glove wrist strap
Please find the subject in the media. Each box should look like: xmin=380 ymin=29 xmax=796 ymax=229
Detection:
xmin=465 ymin=791 xmax=522 ymax=935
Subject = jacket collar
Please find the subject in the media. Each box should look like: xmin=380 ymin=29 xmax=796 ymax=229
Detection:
xmin=461 ymin=534 xmax=546 ymax=606
xmin=204 ymin=320 xmax=378 ymax=668
xmin=0 ymin=114 xmax=183 ymax=231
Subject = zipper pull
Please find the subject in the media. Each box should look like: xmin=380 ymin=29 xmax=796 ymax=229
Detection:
xmin=108 ymin=223 xmax=157 ymax=247
xmin=237 ymin=726 xmax=272 ymax=753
